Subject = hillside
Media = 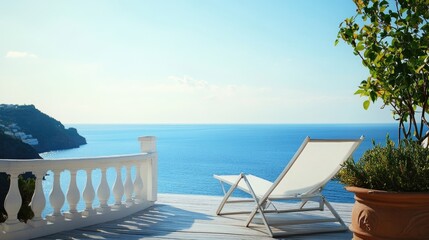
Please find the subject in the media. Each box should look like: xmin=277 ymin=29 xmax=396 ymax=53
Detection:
xmin=0 ymin=104 xmax=86 ymax=153
xmin=0 ymin=132 xmax=41 ymax=159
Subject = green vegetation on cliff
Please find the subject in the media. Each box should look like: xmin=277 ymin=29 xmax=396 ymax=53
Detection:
xmin=0 ymin=104 xmax=86 ymax=153
xmin=0 ymin=132 xmax=41 ymax=159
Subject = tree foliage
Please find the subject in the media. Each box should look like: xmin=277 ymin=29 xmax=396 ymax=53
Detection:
xmin=337 ymin=0 xmax=429 ymax=143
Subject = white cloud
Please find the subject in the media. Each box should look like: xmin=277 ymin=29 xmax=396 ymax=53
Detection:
xmin=169 ymin=75 xmax=210 ymax=89
xmin=166 ymin=75 xmax=268 ymax=100
xmin=5 ymin=51 xmax=38 ymax=59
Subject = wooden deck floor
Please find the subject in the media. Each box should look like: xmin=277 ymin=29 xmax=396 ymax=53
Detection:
xmin=37 ymin=194 xmax=353 ymax=240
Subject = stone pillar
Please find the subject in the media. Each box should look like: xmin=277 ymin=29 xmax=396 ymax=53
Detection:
xmin=138 ymin=136 xmax=157 ymax=202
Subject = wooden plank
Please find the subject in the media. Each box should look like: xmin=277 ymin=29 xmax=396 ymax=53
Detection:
xmin=35 ymin=193 xmax=353 ymax=240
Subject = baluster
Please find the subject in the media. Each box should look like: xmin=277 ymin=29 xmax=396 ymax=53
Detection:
xmin=133 ymin=162 xmax=144 ymax=203
xmin=97 ymin=167 xmax=110 ymax=212
xmin=48 ymin=170 xmax=65 ymax=221
xmin=112 ymin=166 xmax=124 ymax=207
xmin=65 ymin=169 xmax=80 ymax=219
xmin=82 ymin=169 xmax=95 ymax=216
xmin=124 ymin=164 xmax=133 ymax=205
xmin=29 ymin=170 xmax=47 ymax=227
xmin=3 ymin=171 xmax=27 ymax=231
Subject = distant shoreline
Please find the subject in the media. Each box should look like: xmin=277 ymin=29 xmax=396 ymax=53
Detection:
xmin=65 ymin=122 xmax=398 ymax=126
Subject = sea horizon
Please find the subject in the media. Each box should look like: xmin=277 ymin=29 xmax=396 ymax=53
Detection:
xmin=62 ymin=122 xmax=397 ymax=126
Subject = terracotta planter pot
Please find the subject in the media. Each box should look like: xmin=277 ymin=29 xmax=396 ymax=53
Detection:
xmin=346 ymin=186 xmax=429 ymax=240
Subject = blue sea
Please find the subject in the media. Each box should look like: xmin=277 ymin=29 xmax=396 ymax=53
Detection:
xmin=41 ymin=124 xmax=398 ymax=206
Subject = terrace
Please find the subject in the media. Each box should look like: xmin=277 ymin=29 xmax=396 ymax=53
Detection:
xmin=1 ymin=136 xmax=352 ymax=239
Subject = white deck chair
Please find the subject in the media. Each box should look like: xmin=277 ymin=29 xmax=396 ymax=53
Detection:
xmin=214 ymin=136 xmax=363 ymax=237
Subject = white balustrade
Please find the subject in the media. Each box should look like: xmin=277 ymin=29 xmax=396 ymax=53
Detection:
xmin=0 ymin=136 xmax=157 ymax=240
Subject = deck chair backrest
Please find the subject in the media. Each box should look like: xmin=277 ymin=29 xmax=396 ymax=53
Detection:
xmin=268 ymin=136 xmax=363 ymax=198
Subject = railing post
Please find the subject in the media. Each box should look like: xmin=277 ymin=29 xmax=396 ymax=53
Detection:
xmin=141 ymin=162 xmax=149 ymax=201
xmin=138 ymin=136 xmax=157 ymax=202
xmin=133 ymin=162 xmax=144 ymax=203
xmin=29 ymin=170 xmax=47 ymax=227
xmin=3 ymin=171 xmax=26 ymax=231
xmin=82 ymin=169 xmax=95 ymax=216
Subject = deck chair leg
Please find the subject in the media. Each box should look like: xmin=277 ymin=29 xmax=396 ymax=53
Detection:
xmin=245 ymin=202 xmax=274 ymax=237
xmin=241 ymin=176 xmax=274 ymax=237
xmin=216 ymin=173 xmax=245 ymax=215
xmin=323 ymin=197 xmax=347 ymax=228
xmin=299 ymin=200 xmax=308 ymax=209
xmin=219 ymin=181 xmax=227 ymax=195
xmin=265 ymin=200 xmax=278 ymax=212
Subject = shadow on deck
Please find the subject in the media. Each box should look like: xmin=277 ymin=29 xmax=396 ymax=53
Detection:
xmin=37 ymin=194 xmax=353 ymax=240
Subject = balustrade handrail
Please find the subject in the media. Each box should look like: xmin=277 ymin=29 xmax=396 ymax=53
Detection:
xmin=0 ymin=136 xmax=158 ymax=240
xmin=0 ymin=153 xmax=150 ymax=171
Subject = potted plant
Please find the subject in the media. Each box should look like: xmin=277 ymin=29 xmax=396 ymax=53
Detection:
xmin=0 ymin=172 xmax=36 ymax=223
xmin=336 ymin=0 xmax=429 ymax=239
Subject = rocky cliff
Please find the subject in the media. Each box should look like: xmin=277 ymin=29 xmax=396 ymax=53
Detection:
xmin=0 ymin=104 xmax=86 ymax=154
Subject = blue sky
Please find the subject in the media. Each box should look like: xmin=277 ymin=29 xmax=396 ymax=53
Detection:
xmin=0 ymin=1 xmax=395 ymax=124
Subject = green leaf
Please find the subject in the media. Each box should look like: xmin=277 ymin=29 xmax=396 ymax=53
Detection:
xmin=356 ymin=42 xmax=365 ymax=51
xmin=370 ymin=91 xmax=377 ymax=101
xmin=400 ymin=8 xmax=408 ymax=15
xmin=363 ymin=100 xmax=370 ymax=110
xmin=355 ymin=89 xmax=365 ymax=95
xmin=416 ymin=64 xmax=425 ymax=73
